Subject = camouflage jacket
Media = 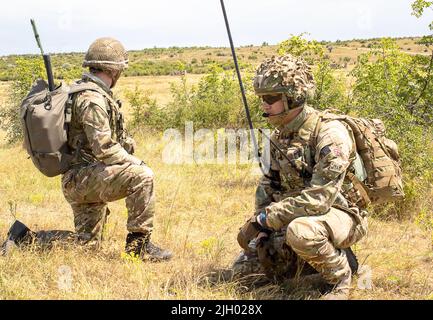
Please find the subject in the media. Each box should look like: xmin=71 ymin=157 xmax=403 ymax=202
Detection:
xmin=259 ymin=105 xmax=368 ymax=231
xmin=67 ymin=73 xmax=139 ymax=167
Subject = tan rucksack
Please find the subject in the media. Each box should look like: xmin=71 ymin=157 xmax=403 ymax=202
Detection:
xmin=317 ymin=112 xmax=405 ymax=205
xmin=20 ymin=79 xmax=103 ymax=177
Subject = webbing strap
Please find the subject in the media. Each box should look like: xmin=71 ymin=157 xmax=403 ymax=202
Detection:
xmin=346 ymin=172 xmax=371 ymax=207
xmin=307 ymin=112 xmax=323 ymax=160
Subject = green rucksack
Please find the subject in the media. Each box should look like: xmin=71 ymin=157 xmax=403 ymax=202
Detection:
xmin=20 ymin=79 xmax=102 ymax=177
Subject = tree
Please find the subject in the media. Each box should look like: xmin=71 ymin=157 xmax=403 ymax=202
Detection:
xmin=412 ymin=0 xmax=433 ymax=18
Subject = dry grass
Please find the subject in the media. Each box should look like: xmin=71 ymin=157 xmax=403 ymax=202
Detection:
xmin=127 ymin=37 xmax=430 ymax=69
xmin=114 ymin=74 xmax=203 ymax=111
xmin=0 ymin=133 xmax=259 ymax=299
xmin=0 ymin=127 xmax=432 ymax=300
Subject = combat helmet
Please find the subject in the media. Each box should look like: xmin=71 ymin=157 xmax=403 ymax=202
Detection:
xmin=253 ymin=54 xmax=315 ymax=112
xmin=82 ymin=37 xmax=129 ymax=72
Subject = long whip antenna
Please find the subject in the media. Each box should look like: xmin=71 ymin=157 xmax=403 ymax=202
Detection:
xmin=219 ymin=0 xmax=266 ymax=173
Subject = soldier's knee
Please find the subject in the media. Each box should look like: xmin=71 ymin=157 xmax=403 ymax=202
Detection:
xmin=129 ymin=164 xmax=154 ymax=186
xmin=138 ymin=165 xmax=154 ymax=180
xmin=286 ymin=218 xmax=326 ymax=251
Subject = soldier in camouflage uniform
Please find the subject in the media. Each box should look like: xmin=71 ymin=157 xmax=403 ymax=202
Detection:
xmin=2 ymin=38 xmax=172 ymax=261
xmin=233 ymin=54 xmax=368 ymax=299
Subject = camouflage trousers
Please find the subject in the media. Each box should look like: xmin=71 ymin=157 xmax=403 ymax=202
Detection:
xmin=233 ymin=207 xmax=367 ymax=285
xmin=61 ymin=161 xmax=155 ymax=244
xmin=285 ymin=207 xmax=367 ymax=284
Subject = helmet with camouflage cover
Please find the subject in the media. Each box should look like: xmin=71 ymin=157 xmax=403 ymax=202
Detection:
xmin=83 ymin=37 xmax=129 ymax=72
xmin=253 ymin=54 xmax=315 ymax=111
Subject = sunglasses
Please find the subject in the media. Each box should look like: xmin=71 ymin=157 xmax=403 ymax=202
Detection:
xmin=262 ymin=94 xmax=282 ymax=105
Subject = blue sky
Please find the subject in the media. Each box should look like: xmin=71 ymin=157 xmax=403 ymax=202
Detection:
xmin=1 ymin=0 xmax=432 ymax=56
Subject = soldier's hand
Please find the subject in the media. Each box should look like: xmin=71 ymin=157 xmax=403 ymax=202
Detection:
xmin=256 ymin=232 xmax=270 ymax=246
xmin=256 ymin=211 xmax=272 ymax=230
xmin=237 ymin=214 xmax=272 ymax=252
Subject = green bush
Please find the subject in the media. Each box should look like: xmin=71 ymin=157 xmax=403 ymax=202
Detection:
xmin=127 ymin=65 xmax=264 ymax=131
xmin=126 ymin=85 xmax=167 ymax=130
xmin=350 ymin=39 xmax=433 ymax=169
xmin=0 ymin=57 xmax=45 ymax=143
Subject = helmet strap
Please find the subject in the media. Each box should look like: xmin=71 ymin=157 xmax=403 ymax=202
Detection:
xmin=108 ymin=70 xmax=122 ymax=88
xmin=283 ymin=94 xmax=306 ymax=111
xmin=282 ymin=94 xmax=291 ymax=112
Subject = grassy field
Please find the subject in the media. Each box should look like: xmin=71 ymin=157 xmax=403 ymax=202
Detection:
xmin=0 ymin=74 xmax=204 ymax=117
xmin=114 ymin=74 xmax=203 ymax=109
xmin=0 ymin=126 xmax=432 ymax=300
xmin=0 ymin=38 xmax=432 ymax=299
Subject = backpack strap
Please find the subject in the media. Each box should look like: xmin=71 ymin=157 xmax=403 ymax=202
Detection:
xmin=63 ymin=82 xmax=113 ymax=162
xmin=310 ymin=112 xmax=323 ymax=152
xmin=345 ymin=172 xmax=371 ymax=208
xmin=64 ymin=83 xmax=101 ymax=123
xmin=65 ymin=82 xmax=117 ymax=121
xmin=309 ymin=111 xmax=372 ymax=208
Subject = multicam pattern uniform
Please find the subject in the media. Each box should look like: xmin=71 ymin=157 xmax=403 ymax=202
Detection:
xmin=61 ymin=73 xmax=154 ymax=243
xmin=253 ymin=55 xmax=315 ymax=102
xmin=235 ymin=105 xmax=368 ymax=285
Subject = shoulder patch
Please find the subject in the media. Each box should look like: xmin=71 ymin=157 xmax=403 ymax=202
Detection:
xmin=315 ymin=120 xmax=352 ymax=162
xmin=320 ymin=145 xmax=331 ymax=158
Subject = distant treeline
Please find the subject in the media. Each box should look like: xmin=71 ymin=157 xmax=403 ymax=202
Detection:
xmin=0 ymin=36 xmax=423 ymax=81
xmin=0 ymin=46 xmax=258 ymax=81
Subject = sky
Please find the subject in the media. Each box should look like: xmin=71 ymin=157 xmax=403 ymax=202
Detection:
xmin=1 ymin=0 xmax=432 ymax=56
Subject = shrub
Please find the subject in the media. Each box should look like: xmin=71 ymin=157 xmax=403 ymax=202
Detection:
xmin=0 ymin=57 xmax=45 ymax=143
xmin=127 ymin=65 xmax=264 ymax=131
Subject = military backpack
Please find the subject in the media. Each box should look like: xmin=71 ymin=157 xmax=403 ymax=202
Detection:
xmin=20 ymin=79 xmax=107 ymax=177
xmin=313 ymin=112 xmax=405 ymax=205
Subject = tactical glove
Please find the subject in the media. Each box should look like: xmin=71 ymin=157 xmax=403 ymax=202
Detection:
xmin=237 ymin=214 xmax=272 ymax=252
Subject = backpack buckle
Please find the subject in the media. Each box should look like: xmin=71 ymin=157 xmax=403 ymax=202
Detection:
xmin=65 ymin=107 xmax=72 ymax=123
xmin=65 ymin=96 xmax=73 ymax=123
xmin=44 ymin=93 xmax=52 ymax=110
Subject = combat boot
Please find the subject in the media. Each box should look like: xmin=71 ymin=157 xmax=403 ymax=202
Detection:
xmin=1 ymin=220 xmax=36 ymax=256
xmin=125 ymin=232 xmax=172 ymax=262
xmin=321 ymin=269 xmax=352 ymax=300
